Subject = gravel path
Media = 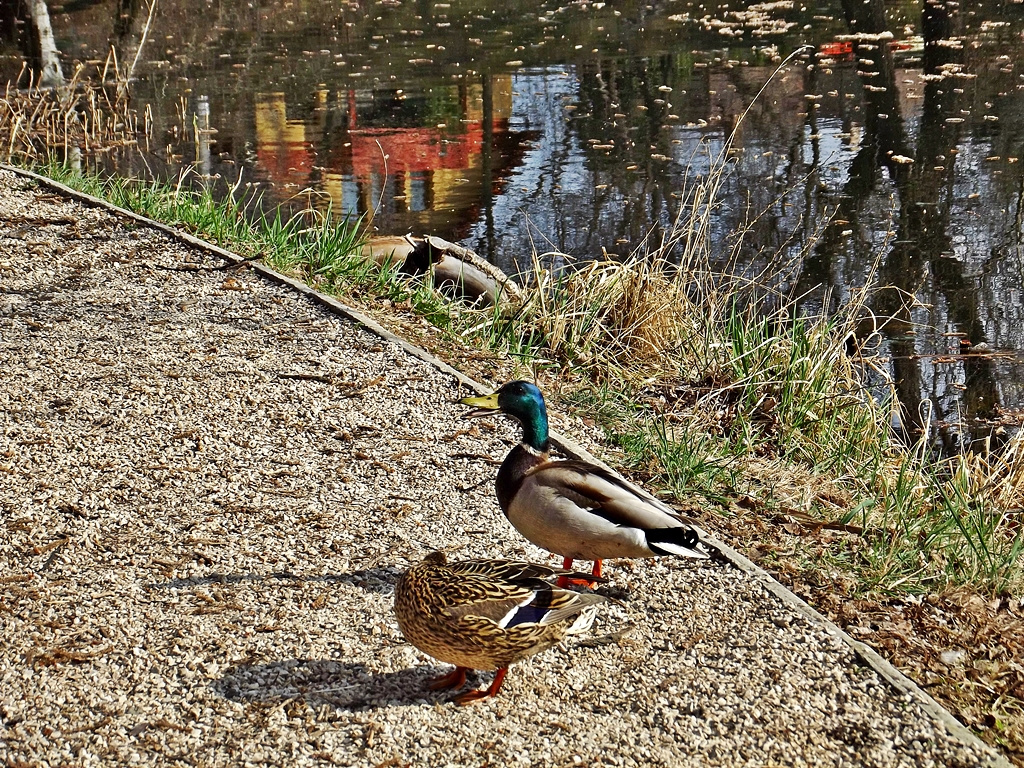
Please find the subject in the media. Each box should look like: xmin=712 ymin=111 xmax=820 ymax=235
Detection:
xmin=0 ymin=167 xmax=1005 ymax=767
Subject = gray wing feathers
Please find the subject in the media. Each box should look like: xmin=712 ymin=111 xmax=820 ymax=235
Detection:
xmin=527 ymin=461 xmax=690 ymax=531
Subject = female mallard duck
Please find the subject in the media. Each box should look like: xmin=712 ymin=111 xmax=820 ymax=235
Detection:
xmin=394 ymin=551 xmax=609 ymax=704
xmin=460 ymin=381 xmax=708 ymax=581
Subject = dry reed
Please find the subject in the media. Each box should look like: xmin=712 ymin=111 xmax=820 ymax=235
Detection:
xmin=1 ymin=56 xmax=147 ymax=165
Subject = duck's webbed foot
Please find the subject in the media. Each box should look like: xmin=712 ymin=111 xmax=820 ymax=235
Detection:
xmin=429 ymin=666 xmax=468 ymax=691
xmin=453 ymin=668 xmax=508 ymax=705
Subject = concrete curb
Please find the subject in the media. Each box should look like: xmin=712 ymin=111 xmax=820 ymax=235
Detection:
xmin=4 ymin=164 xmax=1008 ymax=767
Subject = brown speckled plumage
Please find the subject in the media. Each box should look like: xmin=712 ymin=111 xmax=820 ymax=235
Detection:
xmin=394 ymin=551 xmax=608 ymax=703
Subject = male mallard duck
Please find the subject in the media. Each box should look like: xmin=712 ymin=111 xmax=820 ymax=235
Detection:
xmin=394 ymin=551 xmax=609 ymax=704
xmin=460 ymin=381 xmax=708 ymax=581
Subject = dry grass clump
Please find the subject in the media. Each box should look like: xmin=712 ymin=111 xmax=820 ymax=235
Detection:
xmin=508 ymin=144 xmax=748 ymax=382
xmin=1 ymin=61 xmax=148 ymax=164
xmin=956 ymin=431 xmax=1024 ymax=512
xmin=519 ymin=251 xmax=720 ymax=379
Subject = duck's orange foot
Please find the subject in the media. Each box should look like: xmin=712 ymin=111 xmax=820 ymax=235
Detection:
xmin=428 ymin=666 xmax=468 ymax=691
xmin=452 ymin=688 xmax=494 ymax=705
xmin=556 ymin=575 xmax=602 ymax=588
xmin=452 ymin=668 xmax=507 ymax=705
xmin=556 ymin=558 xmax=604 ymax=588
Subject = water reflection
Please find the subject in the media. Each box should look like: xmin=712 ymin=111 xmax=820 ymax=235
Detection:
xmin=249 ymin=79 xmax=531 ymax=239
xmin=3 ymin=0 xmax=1024 ymax=446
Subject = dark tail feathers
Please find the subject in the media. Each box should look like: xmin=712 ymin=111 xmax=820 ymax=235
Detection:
xmin=646 ymin=526 xmax=708 ymax=558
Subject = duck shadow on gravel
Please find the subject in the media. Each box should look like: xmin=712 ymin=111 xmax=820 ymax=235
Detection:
xmin=214 ymin=659 xmax=475 ymax=710
xmin=150 ymin=567 xmax=401 ymax=595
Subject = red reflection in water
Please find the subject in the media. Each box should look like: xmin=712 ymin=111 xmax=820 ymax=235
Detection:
xmin=347 ymin=122 xmax=490 ymax=176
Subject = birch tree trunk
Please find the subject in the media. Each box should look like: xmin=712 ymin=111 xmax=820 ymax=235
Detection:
xmin=27 ymin=0 xmax=63 ymax=87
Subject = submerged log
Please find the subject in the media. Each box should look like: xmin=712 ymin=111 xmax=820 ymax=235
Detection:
xmin=359 ymin=234 xmax=423 ymax=266
xmin=431 ymin=255 xmax=498 ymax=306
xmin=360 ymin=234 xmax=521 ymax=307
xmin=421 ymin=235 xmax=523 ymax=303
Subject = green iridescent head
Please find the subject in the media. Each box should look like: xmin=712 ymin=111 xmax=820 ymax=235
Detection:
xmin=460 ymin=380 xmax=549 ymax=450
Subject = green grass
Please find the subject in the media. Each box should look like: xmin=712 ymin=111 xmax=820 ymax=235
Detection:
xmin=40 ymin=164 xmax=397 ymax=295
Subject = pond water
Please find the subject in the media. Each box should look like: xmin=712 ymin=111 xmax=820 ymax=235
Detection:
xmin=4 ymin=0 xmax=1024 ymax=451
